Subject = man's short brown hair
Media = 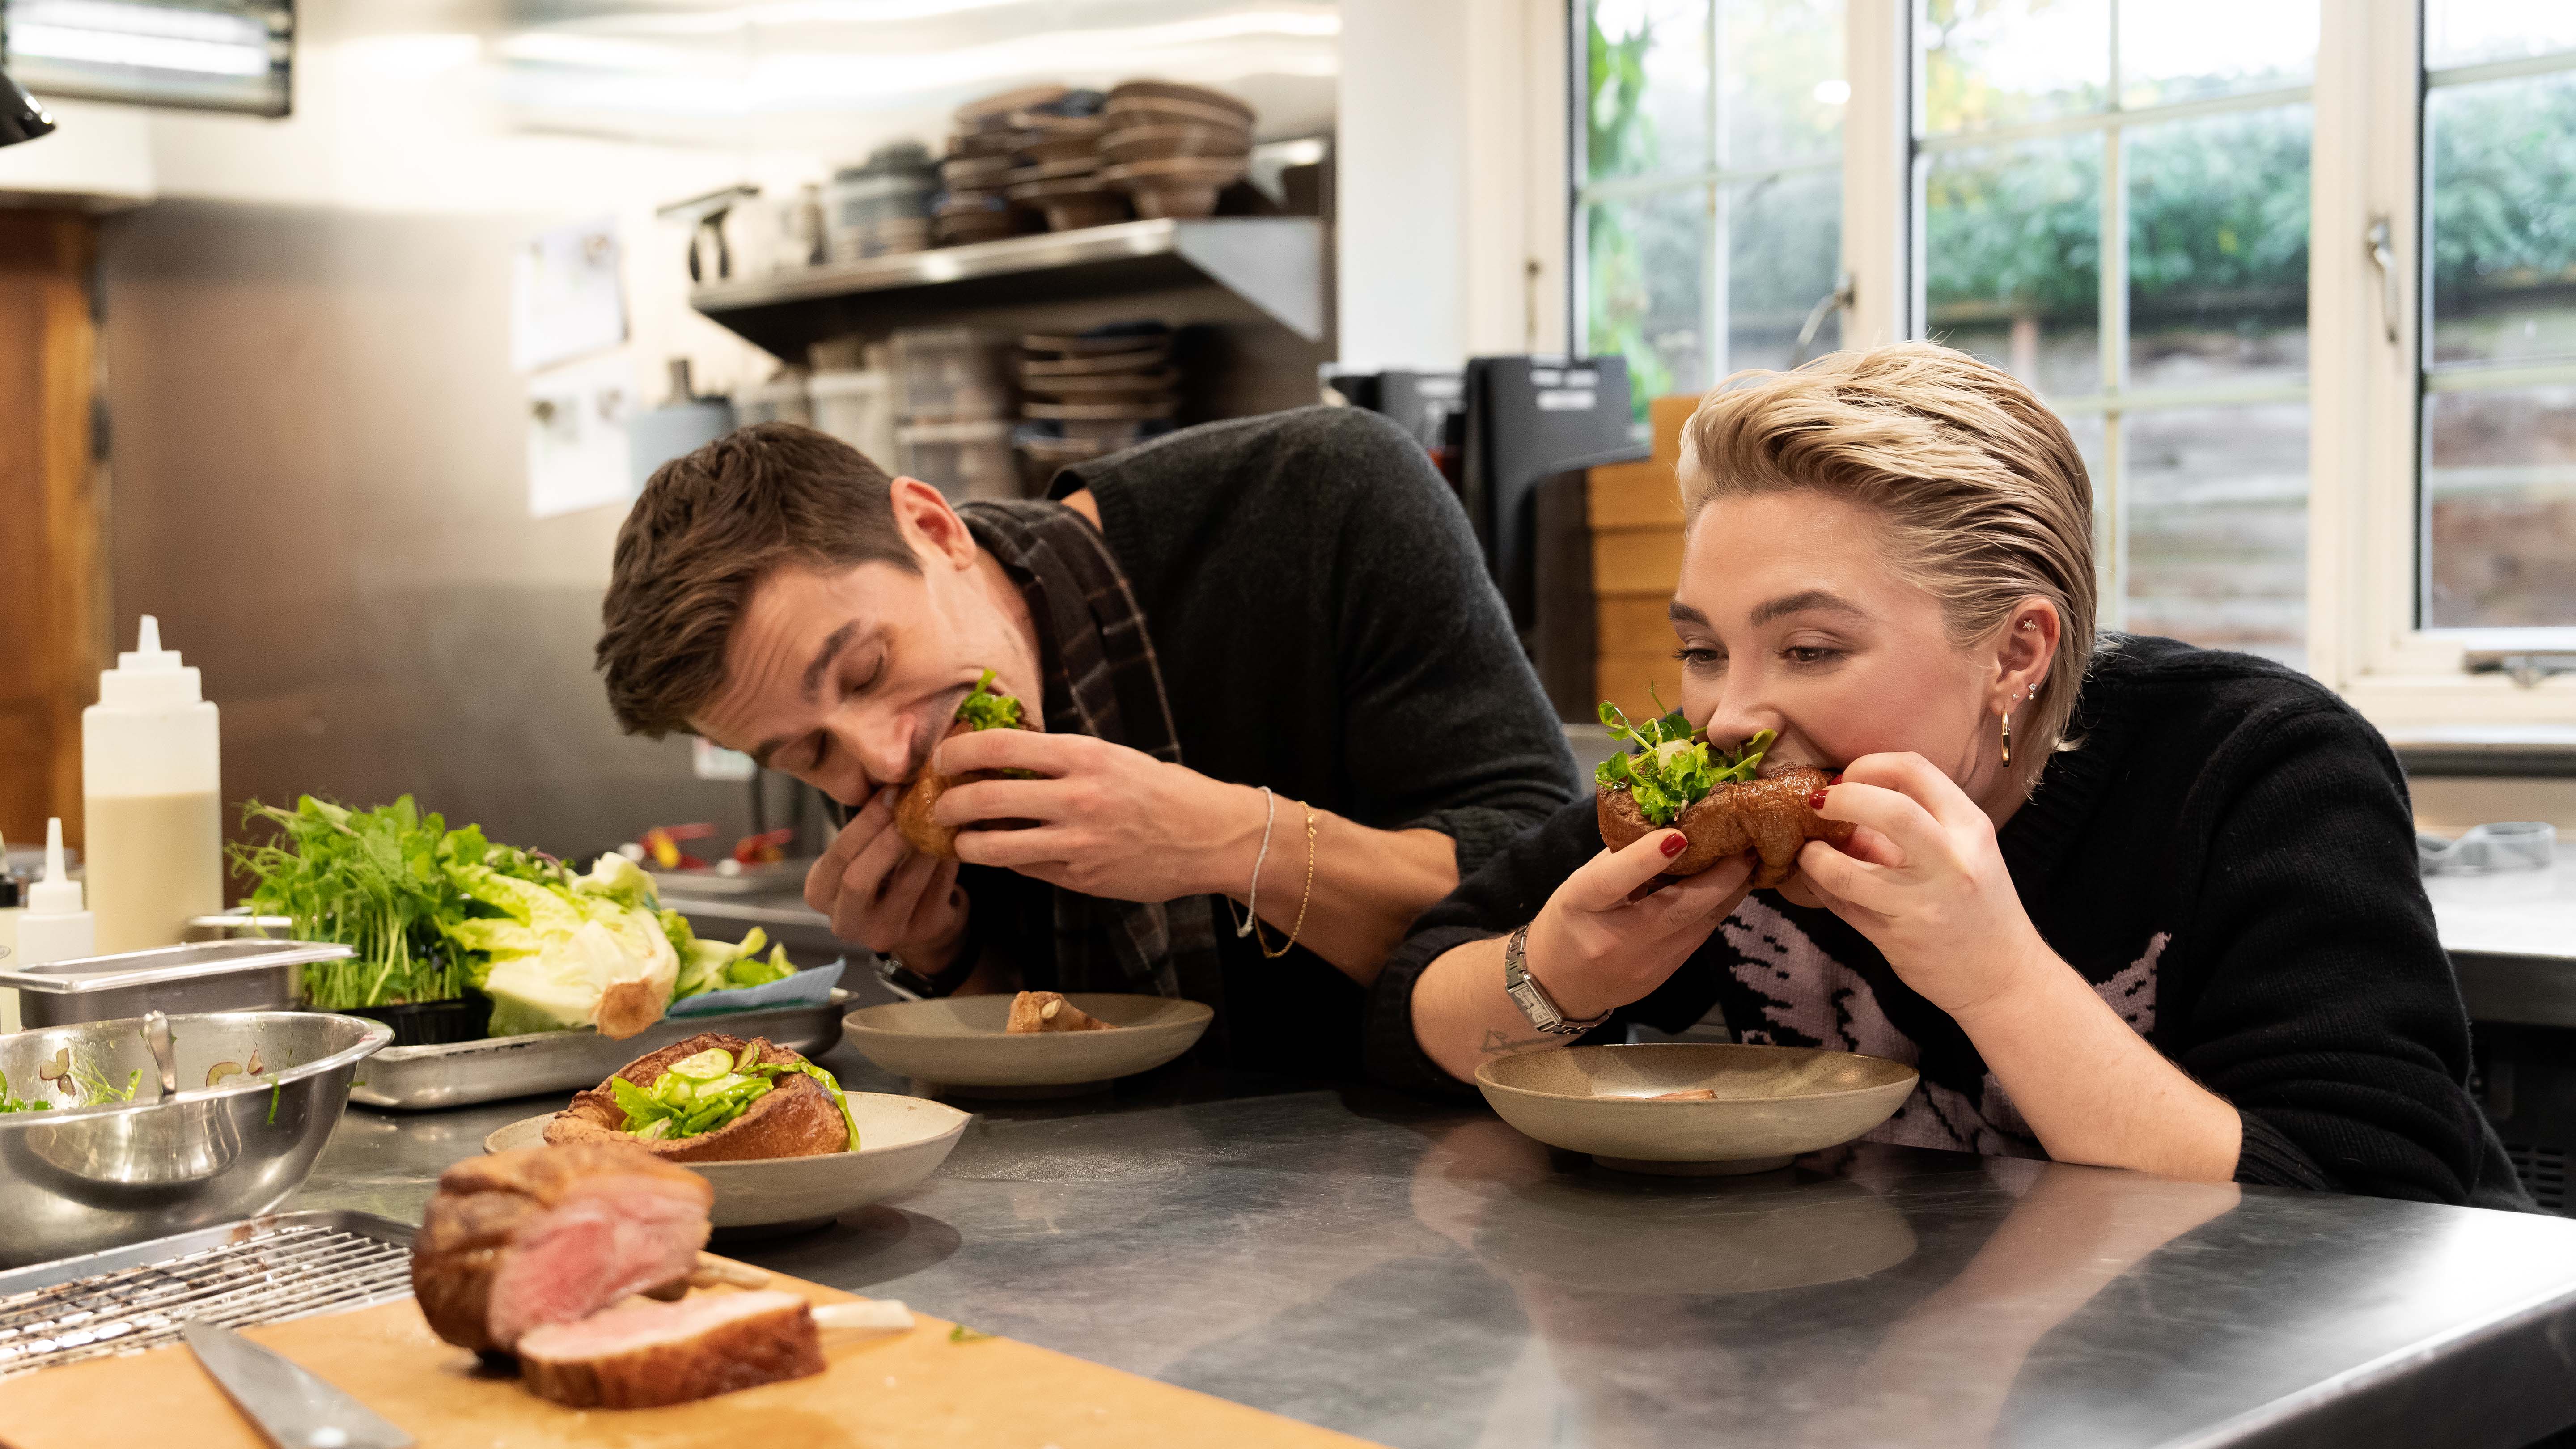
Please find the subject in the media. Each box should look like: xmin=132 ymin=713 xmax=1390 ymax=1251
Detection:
xmin=597 ymin=422 xmax=917 ymax=738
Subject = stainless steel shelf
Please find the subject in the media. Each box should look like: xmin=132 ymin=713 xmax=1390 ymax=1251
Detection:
xmin=689 ymin=216 xmax=1326 ymax=358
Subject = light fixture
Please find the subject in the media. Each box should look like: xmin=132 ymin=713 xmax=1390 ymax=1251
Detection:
xmin=0 ymin=68 xmax=58 ymax=147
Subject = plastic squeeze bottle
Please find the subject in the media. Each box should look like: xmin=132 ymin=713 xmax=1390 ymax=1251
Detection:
xmin=82 ymin=616 xmax=223 ymax=953
xmin=0 ymin=834 xmax=21 ymax=1031
xmin=17 ymin=818 xmax=96 ymax=973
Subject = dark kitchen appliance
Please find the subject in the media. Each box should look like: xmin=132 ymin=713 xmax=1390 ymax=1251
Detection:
xmin=1330 ymin=357 xmax=1642 ymax=719
xmin=1461 ymin=356 xmax=1643 ymax=720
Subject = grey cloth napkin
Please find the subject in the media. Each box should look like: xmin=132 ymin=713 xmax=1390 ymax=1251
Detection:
xmin=2417 ymin=822 xmax=2556 ymax=876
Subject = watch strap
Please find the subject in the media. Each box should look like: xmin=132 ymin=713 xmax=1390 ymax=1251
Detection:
xmin=1503 ymin=924 xmax=1613 ymax=1036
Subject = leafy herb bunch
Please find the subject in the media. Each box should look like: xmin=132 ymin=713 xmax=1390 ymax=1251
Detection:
xmin=1594 ymin=691 xmax=1775 ymax=827
xmin=232 ymin=795 xmax=555 ymax=1010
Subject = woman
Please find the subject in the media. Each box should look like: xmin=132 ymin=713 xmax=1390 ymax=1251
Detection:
xmin=1370 ymin=342 xmax=2518 ymax=1206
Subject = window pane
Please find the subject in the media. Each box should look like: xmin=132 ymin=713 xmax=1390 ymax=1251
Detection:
xmin=1723 ymin=168 xmax=1842 ymax=371
xmin=2126 ymin=106 xmax=2312 ymax=388
xmin=1588 ymin=186 xmax=1711 ymax=403
xmin=1719 ymin=0 xmax=1842 ymax=170
xmin=1920 ymin=0 xmax=2109 ymax=137
xmin=2427 ymin=1 xmax=2576 ymax=71
xmin=1924 ymin=133 xmax=2102 ymax=397
xmin=2118 ymin=0 xmax=2314 ymax=109
xmin=2123 ymin=404 xmax=2309 ymax=666
xmin=1587 ymin=0 xmax=1712 ymax=182
xmin=2427 ymin=73 xmax=2576 ymax=369
xmin=2426 ymin=386 xmax=2576 ymax=628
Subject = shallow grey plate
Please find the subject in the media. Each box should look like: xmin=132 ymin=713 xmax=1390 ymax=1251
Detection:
xmin=843 ymin=993 xmax=1212 ymax=1096
xmin=485 ymin=1091 xmax=969 ymax=1231
xmin=1474 ymin=1043 xmax=1918 ymax=1176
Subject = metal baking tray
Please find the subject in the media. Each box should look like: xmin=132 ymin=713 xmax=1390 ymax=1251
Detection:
xmin=0 ymin=1210 xmax=414 ymax=1380
xmin=348 ymin=989 xmax=852 ymax=1111
xmin=0 ymin=940 xmax=356 ymax=1028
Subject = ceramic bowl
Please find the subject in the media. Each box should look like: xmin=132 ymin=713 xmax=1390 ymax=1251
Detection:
xmin=843 ymin=993 xmax=1212 ymax=1096
xmin=1474 ymin=1043 xmax=1917 ymax=1176
xmin=1104 ymin=80 xmax=1254 ymax=125
xmin=1099 ymin=124 xmax=1254 ymax=168
xmin=485 ymin=1092 xmax=970 ymax=1234
xmin=1101 ymin=157 xmax=1248 ymax=220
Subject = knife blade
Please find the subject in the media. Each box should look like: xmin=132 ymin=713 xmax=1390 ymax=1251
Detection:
xmin=182 ymin=1321 xmax=413 ymax=1449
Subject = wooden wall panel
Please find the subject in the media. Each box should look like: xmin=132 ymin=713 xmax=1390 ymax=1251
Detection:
xmin=0 ymin=210 xmax=100 ymax=853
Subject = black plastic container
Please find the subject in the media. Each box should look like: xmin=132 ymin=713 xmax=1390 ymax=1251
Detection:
xmin=343 ymin=998 xmax=485 ymax=1048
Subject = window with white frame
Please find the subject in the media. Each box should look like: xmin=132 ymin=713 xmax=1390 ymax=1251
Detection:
xmin=1915 ymin=0 xmax=2318 ymax=668
xmin=1575 ymin=0 xmax=1848 ymax=418
xmin=1571 ymin=0 xmax=2576 ymax=711
xmin=2420 ymin=4 xmax=2576 ymax=631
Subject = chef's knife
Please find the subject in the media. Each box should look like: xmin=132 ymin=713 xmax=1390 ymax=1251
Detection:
xmin=182 ymin=1321 xmax=413 ymax=1449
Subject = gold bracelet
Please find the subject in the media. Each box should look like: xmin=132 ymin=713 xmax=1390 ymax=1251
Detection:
xmin=1253 ymin=799 xmax=1318 ymax=960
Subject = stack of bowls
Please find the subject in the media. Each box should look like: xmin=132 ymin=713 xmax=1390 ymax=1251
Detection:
xmin=936 ymin=89 xmax=1034 ymax=246
xmin=826 ymin=142 xmax=938 ymax=261
xmin=1017 ymin=322 xmax=1179 ymax=478
xmin=944 ymin=85 xmax=1123 ymax=242
xmin=1001 ymin=102 xmax=1121 ymax=233
xmin=1098 ymin=81 xmax=1254 ymax=220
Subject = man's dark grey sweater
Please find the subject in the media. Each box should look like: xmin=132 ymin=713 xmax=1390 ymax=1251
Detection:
xmin=954 ymin=406 xmax=1579 ymax=1080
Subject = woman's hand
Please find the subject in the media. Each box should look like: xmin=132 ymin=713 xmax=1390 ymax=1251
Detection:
xmin=1795 ymin=751 xmax=2052 ymax=1017
xmin=1520 ymin=829 xmax=1755 ymax=1022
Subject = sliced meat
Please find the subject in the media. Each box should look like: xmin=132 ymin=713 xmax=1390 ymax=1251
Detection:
xmin=543 ymin=1033 xmax=849 ymax=1163
xmin=411 ymin=1142 xmax=713 ymax=1353
xmin=516 ymin=1290 xmax=824 ymax=1409
xmin=1006 ymin=990 xmax=1111 ymax=1034
xmin=1597 ymin=765 xmax=1856 ymax=886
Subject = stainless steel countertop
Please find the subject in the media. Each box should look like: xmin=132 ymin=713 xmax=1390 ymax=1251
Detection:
xmin=2426 ymin=858 xmax=2576 ymax=1028
xmin=290 ymin=1052 xmax=2576 ymax=1449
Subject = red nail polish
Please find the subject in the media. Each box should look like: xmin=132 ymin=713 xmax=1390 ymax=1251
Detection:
xmin=1807 ymin=788 xmax=1830 ymax=810
xmin=1659 ymin=832 xmax=1688 ymax=858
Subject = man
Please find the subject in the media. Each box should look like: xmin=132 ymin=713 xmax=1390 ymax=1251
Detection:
xmin=597 ymin=407 xmax=1575 ymax=1078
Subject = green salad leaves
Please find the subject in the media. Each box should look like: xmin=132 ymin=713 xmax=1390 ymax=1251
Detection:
xmin=234 ymin=795 xmax=781 ymax=1034
xmin=954 ymin=669 xmax=1022 ymax=732
xmin=1593 ymin=692 xmax=1775 ymax=827
xmin=0 ymin=1069 xmax=48 ymax=1114
xmin=609 ymin=1044 xmax=861 ymax=1151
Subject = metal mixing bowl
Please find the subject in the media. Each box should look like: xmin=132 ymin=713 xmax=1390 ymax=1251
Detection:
xmin=0 ymin=1011 xmax=391 ymax=1267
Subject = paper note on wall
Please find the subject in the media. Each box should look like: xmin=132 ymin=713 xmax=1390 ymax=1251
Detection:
xmin=526 ymin=352 xmax=635 ymax=519
xmin=512 ymin=217 xmax=628 ymax=373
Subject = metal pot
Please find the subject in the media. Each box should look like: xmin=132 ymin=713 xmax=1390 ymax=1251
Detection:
xmin=0 ymin=1012 xmax=391 ymax=1267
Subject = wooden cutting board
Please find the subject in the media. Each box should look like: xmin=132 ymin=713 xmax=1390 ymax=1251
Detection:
xmin=0 ymin=1268 xmax=1381 ymax=1449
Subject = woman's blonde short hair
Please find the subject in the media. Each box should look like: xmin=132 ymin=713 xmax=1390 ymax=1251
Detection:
xmin=1677 ymin=342 xmax=2098 ymax=773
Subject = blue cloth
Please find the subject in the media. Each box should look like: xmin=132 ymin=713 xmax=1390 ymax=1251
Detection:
xmin=666 ymin=962 xmax=842 ymax=1017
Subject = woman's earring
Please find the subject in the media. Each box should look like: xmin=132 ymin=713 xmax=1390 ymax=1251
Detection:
xmin=1999 ymin=707 xmax=2013 ymax=765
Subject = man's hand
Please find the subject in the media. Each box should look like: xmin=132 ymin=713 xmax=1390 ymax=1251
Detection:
xmin=805 ymin=785 xmax=970 ymax=964
xmin=931 ymin=729 xmax=1262 ymax=903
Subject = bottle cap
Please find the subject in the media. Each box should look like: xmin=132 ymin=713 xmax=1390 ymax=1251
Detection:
xmin=97 ymin=614 xmax=204 ymax=710
xmin=28 ymin=818 xmax=82 ymax=916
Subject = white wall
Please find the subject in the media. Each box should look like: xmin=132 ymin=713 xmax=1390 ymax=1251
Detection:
xmin=1335 ymin=0 xmax=1568 ymax=372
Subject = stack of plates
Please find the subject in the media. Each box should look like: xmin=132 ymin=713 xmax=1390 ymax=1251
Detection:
xmin=1098 ymin=81 xmax=1254 ymax=220
xmin=1017 ymin=323 xmax=1178 ymax=473
xmin=942 ymin=85 xmax=1119 ymax=244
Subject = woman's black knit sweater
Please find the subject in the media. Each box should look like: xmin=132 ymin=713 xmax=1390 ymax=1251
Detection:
xmin=1366 ymin=635 xmax=2528 ymax=1208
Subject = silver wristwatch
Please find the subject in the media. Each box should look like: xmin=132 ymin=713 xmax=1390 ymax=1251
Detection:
xmin=1503 ymin=924 xmax=1613 ymax=1036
